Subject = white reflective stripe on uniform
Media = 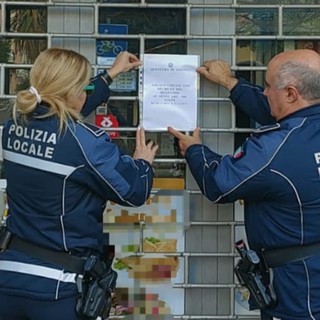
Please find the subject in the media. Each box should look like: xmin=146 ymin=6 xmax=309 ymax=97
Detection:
xmin=3 ymin=150 xmax=76 ymax=175
xmin=0 ymin=260 xmax=77 ymax=283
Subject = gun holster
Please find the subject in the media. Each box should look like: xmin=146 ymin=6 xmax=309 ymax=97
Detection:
xmin=234 ymin=240 xmax=277 ymax=310
xmin=76 ymin=255 xmax=118 ymax=320
xmin=0 ymin=227 xmax=118 ymax=319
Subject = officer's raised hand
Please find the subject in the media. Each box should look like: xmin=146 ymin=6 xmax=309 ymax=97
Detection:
xmin=107 ymin=51 xmax=141 ymax=79
xmin=133 ymin=127 xmax=159 ymax=164
xmin=167 ymin=127 xmax=202 ymax=157
xmin=197 ymin=60 xmax=238 ymax=91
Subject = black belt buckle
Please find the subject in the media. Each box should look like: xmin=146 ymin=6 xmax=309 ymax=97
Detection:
xmin=0 ymin=228 xmax=12 ymax=251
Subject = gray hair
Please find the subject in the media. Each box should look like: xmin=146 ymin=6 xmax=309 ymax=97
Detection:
xmin=275 ymin=61 xmax=320 ymax=100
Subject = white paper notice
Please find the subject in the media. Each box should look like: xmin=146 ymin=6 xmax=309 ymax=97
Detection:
xmin=142 ymin=54 xmax=199 ymax=131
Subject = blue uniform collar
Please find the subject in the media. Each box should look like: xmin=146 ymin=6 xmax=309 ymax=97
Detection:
xmin=280 ymin=103 xmax=320 ymax=121
xmin=33 ymin=104 xmax=50 ymax=116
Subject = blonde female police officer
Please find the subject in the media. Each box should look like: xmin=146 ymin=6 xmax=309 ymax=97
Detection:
xmin=0 ymin=48 xmax=158 ymax=320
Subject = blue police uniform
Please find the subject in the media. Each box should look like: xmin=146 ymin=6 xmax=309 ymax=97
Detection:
xmin=185 ymin=78 xmax=320 ymax=320
xmin=0 ymin=75 xmax=153 ymax=319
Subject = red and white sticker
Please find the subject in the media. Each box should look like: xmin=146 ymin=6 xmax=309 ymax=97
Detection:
xmin=95 ymin=114 xmax=119 ymax=138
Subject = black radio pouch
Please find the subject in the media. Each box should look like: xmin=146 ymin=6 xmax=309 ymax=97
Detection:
xmin=76 ymin=256 xmax=118 ymax=320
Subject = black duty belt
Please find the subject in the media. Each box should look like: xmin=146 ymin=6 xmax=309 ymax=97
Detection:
xmin=262 ymin=241 xmax=320 ymax=268
xmin=0 ymin=228 xmax=86 ymax=274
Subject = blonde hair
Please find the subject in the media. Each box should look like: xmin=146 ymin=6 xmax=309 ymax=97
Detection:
xmin=13 ymin=48 xmax=92 ymax=131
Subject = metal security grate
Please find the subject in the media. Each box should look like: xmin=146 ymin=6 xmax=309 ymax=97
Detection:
xmin=1 ymin=1 xmax=319 ymax=319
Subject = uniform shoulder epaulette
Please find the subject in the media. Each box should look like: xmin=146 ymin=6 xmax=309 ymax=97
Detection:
xmin=78 ymin=122 xmax=107 ymax=138
xmin=253 ymin=123 xmax=280 ymax=134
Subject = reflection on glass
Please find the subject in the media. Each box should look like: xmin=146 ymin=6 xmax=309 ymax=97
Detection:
xmin=296 ymin=40 xmax=320 ymax=53
xmin=283 ymin=9 xmax=320 ymax=35
xmin=99 ymin=8 xmax=186 ymax=35
xmin=2 ymin=38 xmax=47 ymax=64
xmin=236 ymin=40 xmax=283 ymax=66
xmin=0 ymin=99 xmax=14 ymax=125
xmin=145 ymin=39 xmax=186 ymax=54
xmin=0 ymin=99 xmax=13 ymax=125
xmin=0 ymin=39 xmax=11 ymax=63
xmin=237 ymin=40 xmax=320 ymax=68
xmin=5 ymin=68 xmax=30 ymax=95
xmin=6 ymin=6 xmax=47 ymax=33
xmin=236 ymin=9 xmax=278 ymax=35
xmin=96 ymin=38 xmax=186 ymax=62
xmin=112 ymin=131 xmax=186 ymax=177
xmin=151 ymin=162 xmax=186 ymax=178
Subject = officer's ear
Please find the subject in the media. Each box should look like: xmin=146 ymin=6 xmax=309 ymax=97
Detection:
xmin=286 ymin=85 xmax=299 ymax=103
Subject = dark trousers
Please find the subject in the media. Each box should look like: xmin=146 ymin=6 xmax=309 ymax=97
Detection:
xmin=0 ymin=293 xmax=80 ymax=320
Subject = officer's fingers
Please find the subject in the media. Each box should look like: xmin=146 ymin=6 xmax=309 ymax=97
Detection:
xmin=198 ymin=68 xmax=212 ymax=80
xmin=202 ymin=60 xmax=210 ymax=67
xmin=151 ymin=143 xmax=159 ymax=154
xmin=135 ymin=128 xmax=140 ymax=148
xmin=168 ymin=126 xmax=184 ymax=139
xmin=146 ymin=139 xmax=155 ymax=148
xmin=148 ymin=141 xmax=159 ymax=153
xmin=196 ymin=66 xmax=207 ymax=74
xmin=136 ymin=127 xmax=145 ymax=148
xmin=178 ymin=141 xmax=186 ymax=156
xmin=128 ymin=53 xmax=141 ymax=64
xmin=193 ymin=127 xmax=201 ymax=140
xmin=130 ymin=60 xmax=142 ymax=70
xmin=202 ymin=60 xmax=218 ymax=68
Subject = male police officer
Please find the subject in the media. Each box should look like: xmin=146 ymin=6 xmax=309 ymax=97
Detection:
xmin=168 ymin=49 xmax=320 ymax=320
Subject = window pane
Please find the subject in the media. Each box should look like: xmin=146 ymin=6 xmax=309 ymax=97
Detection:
xmin=99 ymin=8 xmax=186 ymax=35
xmin=238 ymin=0 xmax=320 ymax=4
xmin=237 ymin=39 xmax=320 ymax=69
xmin=200 ymin=102 xmax=232 ymax=129
xmin=236 ymin=9 xmax=278 ymax=35
xmin=96 ymin=39 xmax=186 ymax=63
xmin=0 ymin=39 xmax=11 ymax=63
xmin=147 ymin=0 xmax=186 ymax=3
xmin=98 ymin=0 xmax=186 ymax=3
xmin=236 ymin=40 xmax=283 ymax=67
xmin=4 ymin=38 xmax=47 ymax=64
xmin=6 ymin=6 xmax=47 ymax=33
xmin=283 ymin=8 xmax=320 ymax=35
xmin=97 ymin=101 xmax=139 ymax=129
xmin=152 ymin=162 xmax=186 ymax=178
xmin=145 ymin=40 xmax=186 ymax=54
xmin=5 ymin=68 xmax=30 ymax=95
xmin=6 ymin=0 xmax=46 ymax=1
xmin=0 ymin=99 xmax=12 ymax=125
xmin=296 ymin=40 xmax=320 ymax=53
